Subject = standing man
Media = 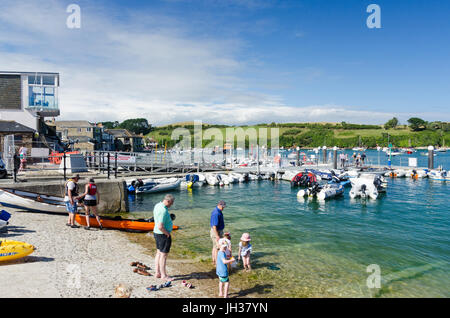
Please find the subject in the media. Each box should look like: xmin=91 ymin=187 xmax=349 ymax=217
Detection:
xmin=64 ymin=174 xmax=80 ymax=228
xmin=210 ymin=200 xmax=226 ymax=266
xmin=154 ymin=194 xmax=175 ymax=282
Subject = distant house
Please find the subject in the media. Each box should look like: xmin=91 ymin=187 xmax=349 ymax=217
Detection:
xmin=0 ymin=120 xmax=35 ymax=153
xmin=105 ymin=129 xmax=144 ymax=152
xmin=49 ymin=120 xmax=103 ymax=151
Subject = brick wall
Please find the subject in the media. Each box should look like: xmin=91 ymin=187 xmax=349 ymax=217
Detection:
xmin=0 ymin=75 xmax=21 ymax=110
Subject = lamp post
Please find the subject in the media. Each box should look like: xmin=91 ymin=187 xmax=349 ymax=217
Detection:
xmin=377 ymin=146 xmax=381 ymax=167
xmin=333 ymin=146 xmax=338 ymax=169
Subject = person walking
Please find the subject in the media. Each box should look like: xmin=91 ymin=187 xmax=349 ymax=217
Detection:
xmin=153 ymin=194 xmax=175 ymax=282
xmin=210 ymin=200 xmax=226 ymax=265
xmin=64 ymin=174 xmax=80 ymax=228
xmin=77 ymin=178 xmax=102 ymax=230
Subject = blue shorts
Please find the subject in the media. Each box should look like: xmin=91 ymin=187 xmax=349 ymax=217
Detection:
xmin=219 ymin=276 xmax=229 ymax=283
xmin=65 ymin=201 xmax=78 ymax=214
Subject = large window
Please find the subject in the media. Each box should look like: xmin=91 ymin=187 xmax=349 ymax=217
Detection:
xmin=28 ymin=74 xmax=58 ymax=108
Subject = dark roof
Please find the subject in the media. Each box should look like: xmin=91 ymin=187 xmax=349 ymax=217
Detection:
xmin=0 ymin=121 xmax=35 ymax=133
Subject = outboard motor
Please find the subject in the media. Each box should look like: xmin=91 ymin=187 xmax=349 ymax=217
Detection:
xmin=360 ymin=184 xmax=367 ymax=198
xmin=243 ymin=173 xmax=250 ymax=182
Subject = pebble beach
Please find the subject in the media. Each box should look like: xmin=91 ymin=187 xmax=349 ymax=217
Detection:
xmin=0 ymin=208 xmax=216 ymax=298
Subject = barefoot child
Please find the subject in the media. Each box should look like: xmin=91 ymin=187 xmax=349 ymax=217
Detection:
xmin=218 ymin=232 xmax=232 ymax=272
xmin=216 ymin=241 xmax=234 ymax=298
xmin=238 ymin=233 xmax=252 ymax=271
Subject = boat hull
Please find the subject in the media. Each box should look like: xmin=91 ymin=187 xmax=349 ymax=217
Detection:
xmin=0 ymin=189 xmax=70 ymax=214
xmin=0 ymin=240 xmax=35 ymax=262
xmin=75 ymin=214 xmax=179 ymax=232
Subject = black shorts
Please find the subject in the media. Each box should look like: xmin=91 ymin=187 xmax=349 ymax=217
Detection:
xmin=154 ymin=233 xmax=172 ymax=253
xmin=84 ymin=199 xmax=97 ymax=207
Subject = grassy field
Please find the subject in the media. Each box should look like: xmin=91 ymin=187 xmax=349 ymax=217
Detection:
xmin=146 ymin=123 xmax=449 ymax=149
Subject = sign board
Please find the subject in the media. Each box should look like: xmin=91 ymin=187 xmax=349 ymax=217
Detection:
xmin=31 ymin=148 xmax=50 ymax=158
xmin=109 ymin=155 xmax=136 ymax=165
xmin=408 ymin=158 xmax=418 ymax=167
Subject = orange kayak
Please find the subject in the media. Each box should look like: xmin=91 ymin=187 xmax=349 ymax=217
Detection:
xmin=75 ymin=214 xmax=179 ymax=232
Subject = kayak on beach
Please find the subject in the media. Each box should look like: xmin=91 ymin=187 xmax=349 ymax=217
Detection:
xmin=75 ymin=214 xmax=179 ymax=232
xmin=0 ymin=240 xmax=35 ymax=262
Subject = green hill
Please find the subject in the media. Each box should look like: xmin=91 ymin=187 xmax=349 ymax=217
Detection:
xmin=145 ymin=122 xmax=450 ymax=149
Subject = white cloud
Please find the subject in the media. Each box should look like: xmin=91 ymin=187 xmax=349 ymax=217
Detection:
xmin=0 ymin=0 xmax=445 ymax=127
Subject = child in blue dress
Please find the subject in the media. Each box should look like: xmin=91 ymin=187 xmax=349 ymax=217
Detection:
xmin=216 ymin=241 xmax=235 ymax=298
xmin=238 ymin=233 xmax=252 ymax=271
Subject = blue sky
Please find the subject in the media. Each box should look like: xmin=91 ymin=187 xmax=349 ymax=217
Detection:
xmin=1 ymin=0 xmax=449 ymax=125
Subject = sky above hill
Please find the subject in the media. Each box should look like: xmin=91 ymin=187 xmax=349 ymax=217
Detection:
xmin=1 ymin=0 xmax=449 ymax=126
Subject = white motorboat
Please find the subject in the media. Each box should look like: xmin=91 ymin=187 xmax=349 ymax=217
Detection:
xmin=205 ymin=173 xmax=220 ymax=186
xmin=181 ymin=174 xmax=206 ymax=188
xmin=128 ymin=178 xmax=181 ymax=194
xmin=229 ymin=172 xmax=245 ymax=183
xmin=428 ymin=170 xmax=450 ymax=181
xmin=406 ymin=169 xmax=428 ymax=179
xmin=297 ymin=183 xmax=344 ymax=200
xmin=384 ymin=169 xmax=406 ymax=178
xmin=0 ymin=188 xmax=72 ymax=214
xmin=349 ymin=178 xmax=379 ymax=200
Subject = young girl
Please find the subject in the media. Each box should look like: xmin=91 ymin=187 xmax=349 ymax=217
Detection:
xmin=238 ymin=233 xmax=252 ymax=271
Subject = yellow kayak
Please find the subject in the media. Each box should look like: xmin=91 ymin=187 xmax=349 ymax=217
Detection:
xmin=0 ymin=240 xmax=35 ymax=262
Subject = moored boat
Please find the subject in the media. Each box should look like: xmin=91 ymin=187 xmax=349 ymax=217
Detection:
xmin=0 ymin=240 xmax=35 ymax=262
xmin=75 ymin=214 xmax=179 ymax=232
xmin=0 ymin=188 xmax=72 ymax=214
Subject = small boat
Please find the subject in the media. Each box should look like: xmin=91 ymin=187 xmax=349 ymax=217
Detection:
xmin=384 ymin=169 xmax=406 ymax=178
xmin=0 ymin=188 xmax=72 ymax=214
xmin=75 ymin=214 xmax=179 ymax=232
xmin=406 ymin=169 xmax=428 ymax=179
xmin=304 ymin=169 xmax=333 ymax=180
xmin=291 ymin=172 xmax=318 ymax=187
xmin=428 ymin=170 xmax=450 ymax=181
xmin=0 ymin=219 xmax=8 ymax=231
xmin=127 ymin=178 xmax=181 ymax=194
xmin=350 ymin=178 xmax=379 ymax=199
xmin=181 ymin=174 xmax=205 ymax=188
xmin=0 ymin=240 xmax=35 ymax=262
xmin=205 ymin=173 xmax=220 ymax=186
xmin=298 ymin=183 xmax=344 ymax=200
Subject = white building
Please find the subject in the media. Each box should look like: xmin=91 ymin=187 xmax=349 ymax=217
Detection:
xmin=0 ymin=71 xmax=60 ymax=132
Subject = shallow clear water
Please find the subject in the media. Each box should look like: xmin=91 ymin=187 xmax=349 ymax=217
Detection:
xmin=128 ymin=150 xmax=450 ymax=297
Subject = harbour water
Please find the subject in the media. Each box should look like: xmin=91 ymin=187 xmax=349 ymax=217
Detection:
xmin=128 ymin=150 xmax=450 ymax=297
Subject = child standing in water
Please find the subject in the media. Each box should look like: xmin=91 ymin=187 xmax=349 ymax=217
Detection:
xmin=216 ymin=241 xmax=234 ymax=298
xmin=219 ymin=232 xmax=233 ymax=272
xmin=238 ymin=233 xmax=252 ymax=271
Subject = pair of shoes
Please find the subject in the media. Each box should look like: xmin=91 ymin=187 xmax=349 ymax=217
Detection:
xmin=146 ymin=285 xmax=159 ymax=292
xmin=84 ymin=226 xmax=91 ymax=230
xmin=133 ymin=268 xmax=151 ymax=276
xmin=66 ymin=223 xmax=71 ymax=227
xmin=130 ymin=262 xmax=150 ymax=270
xmin=70 ymin=224 xmax=79 ymax=228
xmin=181 ymin=280 xmax=194 ymax=289
xmin=99 ymin=224 xmax=103 ymax=230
